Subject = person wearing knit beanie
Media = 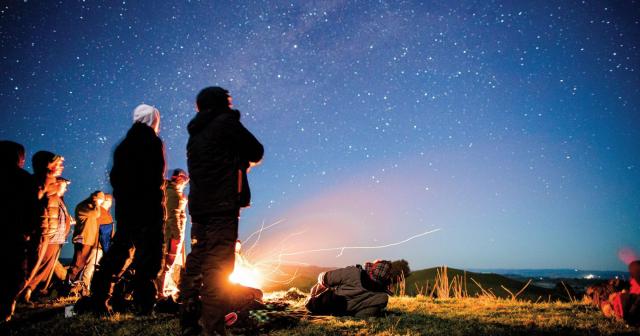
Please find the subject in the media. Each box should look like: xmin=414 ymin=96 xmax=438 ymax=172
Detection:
xmin=133 ymin=104 xmax=161 ymax=134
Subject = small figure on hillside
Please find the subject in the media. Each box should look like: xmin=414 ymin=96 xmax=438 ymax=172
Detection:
xmin=605 ymin=260 xmax=640 ymax=326
xmin=305 ymin=259 xmax=393 ymax=318
xmin=588 ymin=260 xmax=640 ymax=326
xmin=156 ymin=169 xmax=189 ymax=300
xmin=89 ymin=103 xmax=166 ymax=316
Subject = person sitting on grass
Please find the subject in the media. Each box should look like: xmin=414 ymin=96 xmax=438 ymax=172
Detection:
xmin=601 ymin=260 xmax=640 ymax=326
xmin=305 ymin=259 xmax=392 ymax=318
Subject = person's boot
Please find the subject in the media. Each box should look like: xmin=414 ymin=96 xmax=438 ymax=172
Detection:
xmin=180 ymin=297 xmax=202 ymax=336
xmin=58 ymin=277 xmax=73 ymax=297
xmin=87 ymin=272 xmax=117 ymax=315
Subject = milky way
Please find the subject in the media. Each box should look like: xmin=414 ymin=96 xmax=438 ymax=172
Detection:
xmin=1 ymin=1 xmax=638 ymax=270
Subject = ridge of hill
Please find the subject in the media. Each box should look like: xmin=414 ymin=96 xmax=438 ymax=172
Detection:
xmin=404 ymin=266 xmax=560 ymax=300
xmin=264 ymin=265 xmax=567 ymax=301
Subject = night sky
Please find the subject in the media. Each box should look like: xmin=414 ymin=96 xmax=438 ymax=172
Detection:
xmin=1 ymin=1 xmax=639 ymax=271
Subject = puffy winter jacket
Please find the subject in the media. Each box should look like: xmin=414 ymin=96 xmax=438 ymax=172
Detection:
xmin=316 ymin=265 xmax=389 ymax=316
xmin=40 ymin=176 xmax=62 ymax=239
xmin=187 ymin=108 xmax=263 ymax=216
xmin=110 ymin=122 xmax=166 ymax=222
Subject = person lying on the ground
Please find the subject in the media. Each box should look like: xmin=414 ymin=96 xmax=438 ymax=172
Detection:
xmin=305 ymin=259 xmax=392 ymax=318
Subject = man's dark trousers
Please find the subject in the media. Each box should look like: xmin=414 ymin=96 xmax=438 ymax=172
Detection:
xmin=90 ymin=212 xmax=163 ymax=314
xmin=180 ymin=215 xmax=238 ymax=334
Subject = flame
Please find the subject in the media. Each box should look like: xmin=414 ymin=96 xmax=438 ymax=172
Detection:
xmin=229 ymin=241 xmax=263 ymax=289
xmin=162 ymin=271 xmax=180 ymax=299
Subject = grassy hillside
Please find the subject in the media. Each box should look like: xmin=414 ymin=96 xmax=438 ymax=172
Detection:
xmin=265 ymin=265 xmax=564 ymax=301
xmin=5 ymin=294 xmax=639 ymax=335
xmin=403 ymin=266 xmax=560 ymax=301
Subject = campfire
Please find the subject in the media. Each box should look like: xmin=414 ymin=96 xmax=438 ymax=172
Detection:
xmin=229 ymin=240 xmax=264 ymax=290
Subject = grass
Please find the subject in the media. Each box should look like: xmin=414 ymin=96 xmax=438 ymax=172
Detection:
xmin=5 ymin=293 xmax=639 ymax=336
xmin=269 ymin=296 xmax=639 ymax=336
xmin=403 ymin=266 xmax=561 ymax=301
xmin=4 ymin=266 xmax=636 ymax=335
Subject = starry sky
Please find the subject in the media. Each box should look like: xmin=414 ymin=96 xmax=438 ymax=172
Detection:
xmin=1 ymin=1 xmax=638 ymax=271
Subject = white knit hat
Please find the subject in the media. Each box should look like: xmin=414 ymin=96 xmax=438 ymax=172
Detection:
xmin=132 ymin=104 xmax=160 ymax=128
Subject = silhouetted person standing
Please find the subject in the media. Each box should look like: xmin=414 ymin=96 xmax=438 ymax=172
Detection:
xmin=0 ymin=141 xmax=34 ymax=321
xmin=89 ymin=104 xmax=166 ymax=315
xmin=181 ymin=87 xmax=263 ymax=335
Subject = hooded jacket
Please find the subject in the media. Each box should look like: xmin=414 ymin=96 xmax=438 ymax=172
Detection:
xmin=110 ymin=122 xmax=166 ymax=222
xmin=187 ymin=108 xmax=263 ymax=216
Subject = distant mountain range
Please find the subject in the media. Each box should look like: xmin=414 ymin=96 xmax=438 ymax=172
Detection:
xmin=469 ymin=268 xmax=628 ymax=280
xmin=264 ymin=265 xmax=628 ymax=300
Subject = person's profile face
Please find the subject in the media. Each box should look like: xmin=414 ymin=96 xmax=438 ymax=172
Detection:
xmin=227 ymin=95 xmax=233 ymax=108
xmin=102 ymin=198 xmax=112 ymax=209
xmin=49 ymin=157 xmax=64 ymax=177
xmin=94 ymin=193 xmax=105 ymax=206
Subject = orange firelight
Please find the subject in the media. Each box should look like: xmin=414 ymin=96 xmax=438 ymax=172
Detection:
xmin=229 ymin=240 xmax=263 ymax=289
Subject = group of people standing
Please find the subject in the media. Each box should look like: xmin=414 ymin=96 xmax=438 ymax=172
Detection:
xmin=1 ymin=86 xmax=264 ymax=336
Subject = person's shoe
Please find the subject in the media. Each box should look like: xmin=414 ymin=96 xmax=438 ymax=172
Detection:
xmin=180 ymin=298 xmax=202 ymax=336
xmin=68 ymin=283 xmax=84 ymax=298
xmin=225 ymin=312 xmax=238 ymax=326
xmin=155 ymin=296 xmax=179 ymax=314
xmin=181 ymin=324 xmax=203 ymax=336
xmin=92 ymin=299 xmax=114 ymax=316
xmin=133 ymin=302 xmax=156 ymax=317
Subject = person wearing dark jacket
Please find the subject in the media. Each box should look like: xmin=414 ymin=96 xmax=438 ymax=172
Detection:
xmin=0 ymin=141 xmax=35 ymax=321
xmin=180 ymin=87 xmax=263 ymax=335
xmin=88 ymin=104 xmax=166 ymax=315
xmin=305 ymin=260 xmax=393 ymax=318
